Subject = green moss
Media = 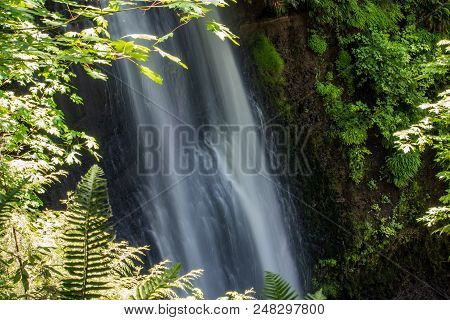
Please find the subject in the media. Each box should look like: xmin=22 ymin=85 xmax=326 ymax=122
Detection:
xmin=252 ymin=33 xmax=285 ymax=86
xmin=251 ymin=33 xmax=294 ymax=122
xmin=308 ymin=32 xmax=328 ymax=56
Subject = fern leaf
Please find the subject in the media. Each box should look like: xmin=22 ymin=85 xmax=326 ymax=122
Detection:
xmin=61 ymin=165 xmax=113 ymax=299
xmin=0 ymin=179 xmax=28 ymax=233
xmin=109 ymin=241 xmax=149 ymax=277
xmin=131 ymin=262 xmax=203 ymax=300
xmin=305 ymin=289 xmax=327 ymax=300
xmin=263 ymin=271 xmax=298 ymax=300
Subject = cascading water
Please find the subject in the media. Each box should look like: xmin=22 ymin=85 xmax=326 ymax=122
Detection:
xmin=107 ymin=9 xmax=304 ymax=298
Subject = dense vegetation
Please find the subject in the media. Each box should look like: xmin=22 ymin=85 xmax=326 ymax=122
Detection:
xmin=250 ymin=0 xmax=448 ymax=298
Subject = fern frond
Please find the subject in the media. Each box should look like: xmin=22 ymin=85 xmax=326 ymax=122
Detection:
xmin=61 ymin=165 xmax=113 ymax=299
xmin=131 ymin=262 xmax=203 ymax=300
xmin=0 ymin=178 xmax=28 ymax=233
xmin=109 ymin=241 xmax=149 ymax=277
xmin=218 ymin=289 xmax=256 ymax=300
xmin=263 ymin=271 xmax=298 ymax=300
xmin=305 ymin=289 xmax=327 ymax=300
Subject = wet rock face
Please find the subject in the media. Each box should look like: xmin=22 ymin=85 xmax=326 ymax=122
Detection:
xmin=49 ymin=66 xmax=147 ymax=244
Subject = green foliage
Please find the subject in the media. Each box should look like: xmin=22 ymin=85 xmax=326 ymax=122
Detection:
xmin=405 ymin=0 xmax=450 ymax=33
xmin=304 ymin=0 xmax=449 ymax=299
xmin=336 ymin=50 xmax=352 ymax=72
xmin=315 ymin=25 xmax=442 ymax=184
xmin=252 ymin=34 xmax=294 ymax=122
xmin=131 ymin=262 xmax=203 ymax=300
xmin=313 ymin=180 xmax=442 ymax=299
xmin=386 ymin=152 xmax=421 ymax=188
xmin=395 ymin=40 xmax=449 ymax=237
xmin=308 ymin=32 xmax=328 ymax=56
xmin=348 ymin=147 xmax=371 ymax=184
xmin=367 ymin=179 xmax=378 ymax=191
xmin=61 ymin=165 xmax=113 ymax=299
xmin=305 ymin=0 xmax=403 ymax=31
xmin=217 ymin=289 xmax=256 ymax=300
xmin=0 ymin=179 xmax=28 ymax=233
xmin=315 ymin=81 xmax=343 ymax=105
xmin=263 ymin=271 xmax=299 ymax=300
xmin=350 ymin=28 xmax=436 ymax=114
xmin=316 ymin=79 xmax=372 ymax=182
xmin=339 ymin=102 xmax=371 ymax=145
xmin=336 ymin=50 xmax=355 ymax=94
xmin=305 ymin=289 xmax=327 ymax=300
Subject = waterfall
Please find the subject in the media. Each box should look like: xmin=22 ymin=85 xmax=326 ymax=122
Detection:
xmin=107 ymin=9 xmax=304 ymax=298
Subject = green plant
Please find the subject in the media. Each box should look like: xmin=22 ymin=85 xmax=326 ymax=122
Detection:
xmin=252 ymin=34 xmax=294 ymax=122
xmin=381 ymin=194 xmax=391 ymax=204
xmin=407 ymin=0 xmax=450 ymax=32
xmin=367 ymin=179 xmax=378 ymax=191
xmin=217 ymin=289 xmax=256 ymax=300
xmin=305 ymin=0 xmax=402 ymax=31
xmin=371 ymin=203 xmax=381 ymax=212
xmin=318 ymin=259 xmax=337 ymax=267
xmin=336 ymin=50 xmax=355 ymax=94
xmin=252 ymin=34 xmax=285 ymax=86
xmin=308 ymin=32 xmax=328 ymax=56
xmin=396 ymin=81 xmax=449 ymax=235
xmin=386 ymin=151 xmax=421 ymax=188
xmin=61 ymin=165 xmax=113 ymax=299
xmin=0 ymin=179 xmax=28 ymax=232
xmin=316 ymin=81 xmax=343 ymax=105
xmin=305 ymin=289 xmax=327 ymax=300
xmin=131 ymin=262 xmax=203 ymax=300
xmin=348 ymin=147 xmax=371 ymax=183
xmin=263 ymin=271 xmax=299 ymax=300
